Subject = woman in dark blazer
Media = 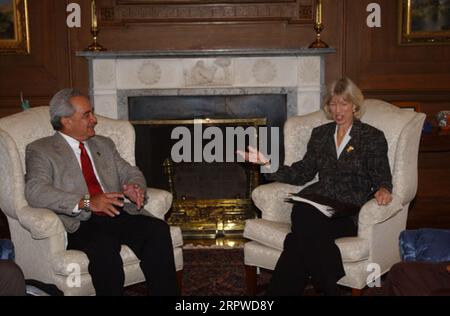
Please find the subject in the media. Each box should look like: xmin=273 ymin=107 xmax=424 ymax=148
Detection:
xmin=239 ymin=77 xmax=393 ymax=295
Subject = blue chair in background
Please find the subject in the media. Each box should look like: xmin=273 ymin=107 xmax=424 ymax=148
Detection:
xmin=0 ymin=239 xmax=14 ymax=260
xmin=400 ymin=228 xmax=450 ymax=263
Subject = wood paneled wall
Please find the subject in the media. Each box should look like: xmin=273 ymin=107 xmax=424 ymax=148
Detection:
xmin=0 ymin=0 xmax=449 ymax=228
xmin=344 ymin=0 xmax=450 ymax=104
xmin=0 ymin=0 xmax=72 ymax=116
xmin=2 ymin=1 xmax=449 ymax=116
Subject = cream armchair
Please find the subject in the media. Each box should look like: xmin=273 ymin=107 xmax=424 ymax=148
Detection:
xmin=243 ymin=100 xmax=425 ymax=295
xmin=0 ymin=106 xmax=183 ymax=296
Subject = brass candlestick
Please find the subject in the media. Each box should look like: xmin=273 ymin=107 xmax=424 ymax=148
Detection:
xmin=85 ymin=0 xmax=106 ymax=52
xmin=86 ymin=27 xmax=106 ymax=52
xmin=309 ymin=23 xmax=329 ymax=48
xmin=309 ymin=0 xmax=328 ymax=48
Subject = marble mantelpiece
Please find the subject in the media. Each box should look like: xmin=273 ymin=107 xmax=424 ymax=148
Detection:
xmin=77 ymin=48 xmax=335 ymax=119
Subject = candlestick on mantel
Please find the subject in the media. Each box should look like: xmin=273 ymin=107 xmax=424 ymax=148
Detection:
xmin=316 ymin=0 xmax=322 ymax=25
xmin=91 ymin=0 xmax=98 ymax=31
xmin=309 ymin=0 xmax=328 ymax=49
xmin=85 ymin=0 xmax=106 ymax=51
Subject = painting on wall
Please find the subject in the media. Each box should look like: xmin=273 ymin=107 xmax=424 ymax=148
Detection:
xmin=400 ymin=0 xmax=450 ymax=45
xmin=0 ymin=0 xmax=30 ymax=54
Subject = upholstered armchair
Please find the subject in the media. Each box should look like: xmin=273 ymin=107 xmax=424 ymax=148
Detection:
xmin=0 ymin=106 xmax=183 ymax=295
xmin=243 ymin=100 xmax=426 ymax=295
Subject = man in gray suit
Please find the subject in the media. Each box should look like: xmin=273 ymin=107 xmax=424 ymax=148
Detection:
xmin=25 ymin=89 xmax=179 ymax=296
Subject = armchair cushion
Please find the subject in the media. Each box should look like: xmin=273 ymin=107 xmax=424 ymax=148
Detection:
xmin=335 ymin=237 xmax=369 ymax=262
xmin=358 ymin=194 xmax=403 ymax=226
xmin=52 ymin=226 xmax=183 ymax=276
xmin=170 ymin=226 xmax=183 ymax=248
xmin=358 ymin=194 xmax=403 ymax=239
xmin=244 ymin=219 xmax=290 ymax=251
xmin=143 ymin=188 xmax=173 ymax=220
xmin=251 ymin=182 xmax=300 ymax=223
xmin=18 ymin=206 xmax=66 ymax=240
xmin=244 ymin=219 xmax=370 ymax=263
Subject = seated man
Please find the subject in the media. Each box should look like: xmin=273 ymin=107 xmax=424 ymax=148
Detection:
xmin=25 ymin=89 xmax=179 ymax=296
xmin=0 ymin=260 xmax=26 ymax=296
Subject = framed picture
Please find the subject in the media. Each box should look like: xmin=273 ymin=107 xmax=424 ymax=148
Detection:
xmin=399 ymin=0 xmax=450 ymax=45
xmin=0 ymin=0 xmax=30 ymax=54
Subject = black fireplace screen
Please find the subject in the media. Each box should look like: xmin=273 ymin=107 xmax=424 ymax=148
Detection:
xmin=129 ymin=94 xmax=286 ymax=238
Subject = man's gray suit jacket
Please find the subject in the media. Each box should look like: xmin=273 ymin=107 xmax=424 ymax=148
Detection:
xmin=25 ymin=132 xmax=147 ymax=233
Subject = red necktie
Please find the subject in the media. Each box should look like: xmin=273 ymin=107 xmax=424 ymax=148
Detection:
xmin=79 ymin=142 xmax=103 ymax=197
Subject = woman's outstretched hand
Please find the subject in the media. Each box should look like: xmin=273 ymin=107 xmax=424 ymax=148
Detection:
xmin=236 ymin=146 xmax=270 ymax=165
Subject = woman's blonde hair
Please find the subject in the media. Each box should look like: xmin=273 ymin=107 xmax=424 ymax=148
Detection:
xmin=323 ymin=77 xmax=365 ymax=120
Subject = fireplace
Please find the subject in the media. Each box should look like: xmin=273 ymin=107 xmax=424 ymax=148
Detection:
xmin=129 ymin=94 xmax=285 ymax=237
xmin=78 ymin=48 xmax=334 ymax=238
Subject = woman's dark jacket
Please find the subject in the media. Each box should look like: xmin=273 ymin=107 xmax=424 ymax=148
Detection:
xmin=266 ymin=120 xmax=393 ymax=215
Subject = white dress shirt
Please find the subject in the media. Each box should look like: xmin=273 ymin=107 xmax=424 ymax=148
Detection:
xmin=58 ymin=132 xmax=105 ymax=213
xmin=334 ymin=124 xmax=352 ymax=159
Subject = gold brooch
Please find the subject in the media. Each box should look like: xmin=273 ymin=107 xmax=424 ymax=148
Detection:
xmin=346 ymin=146 xmax=354 ymax=153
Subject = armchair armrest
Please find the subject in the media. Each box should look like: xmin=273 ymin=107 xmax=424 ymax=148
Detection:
xmin=251 ymin=182 xmax=303 ymax=223
xmin=358 ymin=194 xmax=403 ymax=226
xmin=142 ymin=188 xmax=173 ymax=220
xmin=17 ymin=206 xmax=66 ymax=239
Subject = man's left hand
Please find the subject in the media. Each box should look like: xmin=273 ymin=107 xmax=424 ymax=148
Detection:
xmin=123 ymin=184 xmax=145 ymax=209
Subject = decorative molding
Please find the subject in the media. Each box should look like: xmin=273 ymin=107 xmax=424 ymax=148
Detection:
xmin=252 ymin=59 xmax=277 ymax=84
xmin=137 ymin=61 xmax=162 ymax=86
xmin=94 ymin=61 xmax=116 ymax=87
xmin=184 ymin=58 xmax=232 ymax=86
xmin=298 ymin=57 xmax=320 ymax=85
xmin=99 ymin=0 xmax=313 ymax=25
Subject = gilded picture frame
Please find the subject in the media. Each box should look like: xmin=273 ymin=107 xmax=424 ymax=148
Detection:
xmin=399 ymin=0 xmax=450 ymax=45
xmin=0 ymin=0 xmax=30 ymax=54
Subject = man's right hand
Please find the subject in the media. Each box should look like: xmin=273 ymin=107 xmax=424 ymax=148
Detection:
xmin=90 ymin=193 xmax=124 ymax=217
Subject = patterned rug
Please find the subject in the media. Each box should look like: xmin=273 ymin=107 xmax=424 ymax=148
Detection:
xmin=124 ymin=248 xmax=272 ymax=296
xmin=124 ymin=248 xmax=384 ymax=296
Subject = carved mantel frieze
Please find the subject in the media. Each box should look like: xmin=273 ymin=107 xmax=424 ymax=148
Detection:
xmin=98 ymin=0 xmax=314 ymax=25
xmin=77 ymin=48 xmax=335 ymax=120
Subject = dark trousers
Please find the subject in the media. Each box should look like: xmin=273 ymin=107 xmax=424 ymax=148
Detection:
xmin=266 ymin=202 xmax=357 ymax=296
xmin=67 ymin=212 xmax=179 ymax=296
xmin=0 ymin=260 xmax=26 ymax=296
xmin=384 ymin=261 xmax=450 ymax=296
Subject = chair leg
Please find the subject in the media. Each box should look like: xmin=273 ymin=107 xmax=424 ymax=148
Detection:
xmin=245 ymin=265 xmax=257 ymax=296
xmin=351 ymin=288 xmax=363 ymax=296
xmin=176 ymin=270 xmax=183 ymax=292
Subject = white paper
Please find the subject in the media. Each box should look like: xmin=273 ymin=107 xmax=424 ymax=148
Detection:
xmin=288 ymin=194 xmax=335 ymax=217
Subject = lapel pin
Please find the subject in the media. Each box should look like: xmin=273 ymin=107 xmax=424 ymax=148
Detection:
xmin=346 ymin=146 xmax=354 ymax=153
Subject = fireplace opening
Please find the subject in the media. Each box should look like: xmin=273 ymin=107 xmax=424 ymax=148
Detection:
xmin=129 ymin=94 xmax=287 ymax=238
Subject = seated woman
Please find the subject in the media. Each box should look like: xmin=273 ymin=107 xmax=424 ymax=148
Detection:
xmin=239 ymin=77 xmax=393 ymax=295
